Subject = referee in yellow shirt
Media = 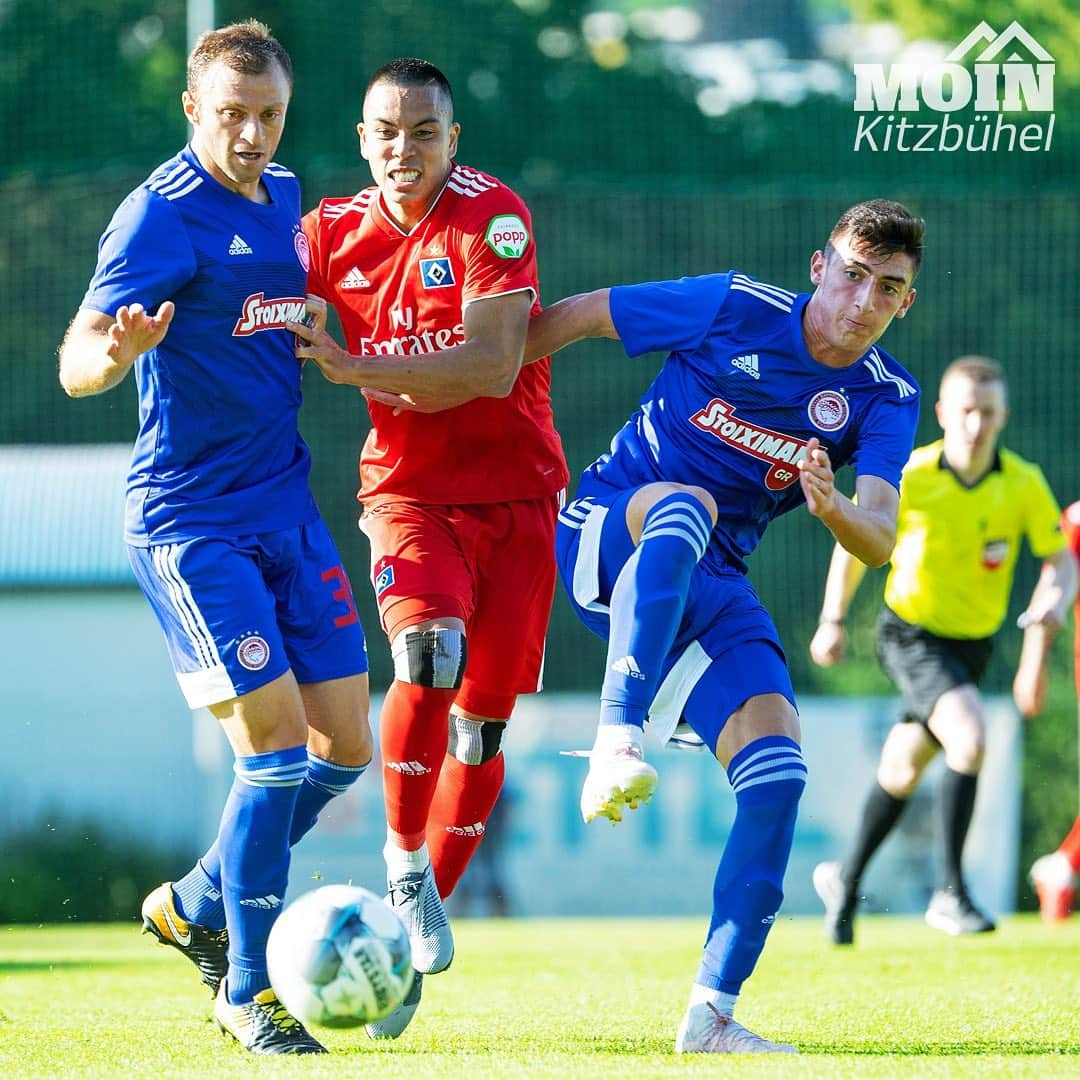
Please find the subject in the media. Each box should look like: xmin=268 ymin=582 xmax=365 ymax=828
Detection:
xmin=809 ymin=355 xmax=1077 ymax=942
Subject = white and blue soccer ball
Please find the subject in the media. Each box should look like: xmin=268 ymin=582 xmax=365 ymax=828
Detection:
xmin=266 ymin=884 xmax=413 ymax=1028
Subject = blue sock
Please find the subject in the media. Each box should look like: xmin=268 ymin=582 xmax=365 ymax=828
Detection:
xmin=172 ymin=858 xmax=223 ymax=929
xmin=599 ymin=493 xmax=711 ymax=730
xmin=697 ymin=736 xmax=806 ymax=994
xmin=174 ymin=752 xmax=369 ymax=931
xmin=218 ymin=745 xmax=307 ymax=1005
xmin=289 ymin=753 xmax=370 ymax=845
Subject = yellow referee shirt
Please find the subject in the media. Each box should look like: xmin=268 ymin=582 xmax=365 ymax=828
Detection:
xmin=885 ymin=441 xmax=1065 ymax=639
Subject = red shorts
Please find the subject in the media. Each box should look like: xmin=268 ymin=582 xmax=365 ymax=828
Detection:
xmin=359 ymin=495 xmax=560 ymax=717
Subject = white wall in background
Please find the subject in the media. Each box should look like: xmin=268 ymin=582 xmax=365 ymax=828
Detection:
xmin=0 ymin=598 xmax=1019 ymax=921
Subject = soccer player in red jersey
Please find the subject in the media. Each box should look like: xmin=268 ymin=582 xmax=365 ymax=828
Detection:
xmin=292 ymin=58 xmax=568 ymax=1037
xmin=1029 ymin=500 xmax=1080 ymax=921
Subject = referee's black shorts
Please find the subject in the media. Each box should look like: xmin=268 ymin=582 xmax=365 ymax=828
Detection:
xmin=875 ymin=606 xmax=994 ymax=726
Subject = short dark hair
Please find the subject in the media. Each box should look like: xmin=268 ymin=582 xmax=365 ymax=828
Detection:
xmin=828 ymin=199 xmax=925 ymax=277
xmin=940 ymin=355 xmax=1007 ymax=396
xmin=364 ymin=58 xmax=454 ymax=115
xmin=187 ymin=19 xmax=293 ymax=97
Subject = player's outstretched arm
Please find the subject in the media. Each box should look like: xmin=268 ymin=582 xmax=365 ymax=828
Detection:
xmin=59 ymin=303 xmax=174 ymax=398
xmin=809 ymin=542 xmax=870 ymax=667
xmin=523 ymin=289 xmax=617 ymax=364
xmin=360 ymin=289 xmax=616 ymax=415
xmin=291 ymin=291 xmax=531 ymax=403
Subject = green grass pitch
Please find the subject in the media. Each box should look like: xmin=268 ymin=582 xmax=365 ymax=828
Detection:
xmin=1 ymin=914 xmax=1077 ymax=1077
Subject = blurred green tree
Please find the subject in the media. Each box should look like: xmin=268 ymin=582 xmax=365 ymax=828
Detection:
xmin=226 ymin=0 xmax=718 ymax=184
xmin=1 ymin=0 xmax=187 ymax=177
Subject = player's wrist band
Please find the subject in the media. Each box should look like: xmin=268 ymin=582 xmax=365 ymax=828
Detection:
xmin=818 ymin=615 xmax=843 ymax=626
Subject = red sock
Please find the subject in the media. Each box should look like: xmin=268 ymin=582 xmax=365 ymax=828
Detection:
xmin=427 ymin=753 xmax=505 ymax=898
xmin=1060 ymin=815 xmax=1080 ymax=872
xmin=380 ymin=682 xmax=456 ymax=848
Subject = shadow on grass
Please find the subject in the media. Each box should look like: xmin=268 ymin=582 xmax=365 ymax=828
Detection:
xmin=0 ymin=959 xmax=135 ymax=973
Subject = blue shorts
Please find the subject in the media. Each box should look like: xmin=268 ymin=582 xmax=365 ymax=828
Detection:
xmin=128 ymin=516 xmax=368 ymax=709
xmin=556 ymin=488 xmax=796 ymax=748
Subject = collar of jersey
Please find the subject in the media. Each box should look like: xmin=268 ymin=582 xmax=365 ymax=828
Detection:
xmin=938 ymin=448 xmax=1003 ymax=489
xmin=372 ymin=168 xmax=455 ymax=239
xmin=180 ymin=143 xmax=280 ymax=209
xmin=788 ymin=292 xmax=828 ymax=371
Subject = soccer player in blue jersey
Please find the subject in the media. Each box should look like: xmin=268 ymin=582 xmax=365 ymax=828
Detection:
xmin=57 ymin=21 xmax=370 ymax=1055
xmin=524 ymin=199 xmax=924 ymax=1054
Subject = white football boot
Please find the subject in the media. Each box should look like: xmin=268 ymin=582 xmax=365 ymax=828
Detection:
xmin=385 ymin=863 xmax=454 ymax=974
xmin=676 ymin=1002 xmax=798 ymax=1055
xmin=366 ymin=972 xmax=423 ymax=1040
xmin=579 ymin=743 xmax=658 ymax=824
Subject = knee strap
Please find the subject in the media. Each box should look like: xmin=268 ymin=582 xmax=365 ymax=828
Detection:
xmin=447 ymin=714 xmax=505 ymax=765
xmin=391 ymin=627 xmax=467 ymax=689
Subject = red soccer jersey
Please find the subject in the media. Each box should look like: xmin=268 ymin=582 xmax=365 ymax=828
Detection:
xmin=304 ymin=164 xmax=568 ymax=507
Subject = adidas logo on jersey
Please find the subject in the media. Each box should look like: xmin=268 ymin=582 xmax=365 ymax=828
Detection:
xmin=228 ymin=234 xmax=254 ymax=256
xmin=340 ymin=265 xmax=371 ymax=289
xmin=731 ymin=353 xmax=760 ymax=379
xmin=386 ymin=760 xmax=432 ymax=776
xmin=612 ymin=655 xmax=646 ymax=680
xmin=445 ymin=822 xmax=486 ymax=837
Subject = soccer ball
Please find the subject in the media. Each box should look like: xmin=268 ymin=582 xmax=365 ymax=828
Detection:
xmin=266 ymin=884 xmax=413 ymax=1028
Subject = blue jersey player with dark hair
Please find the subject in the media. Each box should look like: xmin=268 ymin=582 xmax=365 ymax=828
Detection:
xmin=524 ymin=199 xmax=925 ymax=1055
xmin=58 ymin=20 xmax=370 ymax=1056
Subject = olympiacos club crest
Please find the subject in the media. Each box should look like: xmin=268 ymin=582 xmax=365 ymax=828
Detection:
xmin=237 ymin=635 xmax=270 ymax=671
xmin=294 ymin=230 xmax=310 ymax=272
xmin=807 ymin=390 xmax=850 ymax=432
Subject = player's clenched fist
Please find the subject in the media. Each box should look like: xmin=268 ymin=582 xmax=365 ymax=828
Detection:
xmin=289 ymin=316 xmax=359 ymax=384
xmin=809 ymin=620 xmax=846 ymax=667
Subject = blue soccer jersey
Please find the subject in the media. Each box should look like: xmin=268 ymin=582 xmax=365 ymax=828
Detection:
xmin=582 ymin=271 xmax=921 ymax=572
xmin=82 ymin=145 xmax=317 ymax=545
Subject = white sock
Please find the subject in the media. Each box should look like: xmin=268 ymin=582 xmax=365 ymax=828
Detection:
xmin=592 ymin=723 xmax=643 ymax=755
xmin=689 ymin=982 xmax=738 ymax=1017
xmin=384 ymin=837 xmax=430 ymax=880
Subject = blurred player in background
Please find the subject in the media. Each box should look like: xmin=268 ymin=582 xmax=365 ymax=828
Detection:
xmin=1033 ymin=816 xmax=1080 ymax=922
xmin=811 ymin=357 xmax=1077 ymax=943
xmin=292 ymin=58 xmax=568 ymax=1038
xmin=1029 ymin=499 xmax=1080 ymax=922
xmin=523 ymin=199 xmax=924 ymax=1054
xmin=57 ymin=21 xmax=372 ymax=1055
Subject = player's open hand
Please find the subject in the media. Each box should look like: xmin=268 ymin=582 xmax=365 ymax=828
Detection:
xmin=107 ymin=301 xmax=174 ymax=365
xmin=360 ymin=387 xmax=476 ymax=416
xmin=361 ymin=387 xmax=421 ymax=415
xmin=798 ymin=437 xmax=836 ymax=519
